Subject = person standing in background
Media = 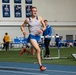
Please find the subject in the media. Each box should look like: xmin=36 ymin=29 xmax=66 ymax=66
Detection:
xmin=43 ymin=20 xmax=52 ymax=57
xmin=55 ymin=34 xmax=60 ymax=47
xmin=4 ymin=33 xmax=10 ymax=51
xmin=2 ymin=36 xmax=6 ymax=50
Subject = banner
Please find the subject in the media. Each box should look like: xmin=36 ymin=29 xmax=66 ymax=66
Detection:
xmin=2 ymin=4 xmax=10 ymax=17
xmin=2 ymin=0 xmax=10 ymax=3
xmin=26 ymin=5 xmax=32 ymax=18
xmin=14 ymin=0 xmax=21 ymax=3
xmin=25 ymin=0 xmax=32 ymax=4
xmin=14 ymin=5 xmax=22 ymax=17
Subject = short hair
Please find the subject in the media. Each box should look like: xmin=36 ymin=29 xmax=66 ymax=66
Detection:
xmin=5 ymin=33 xmax=8 ymax=35
xmin=31 ymin=6 xmax=37 ymax=11
xmin=44 ymin=20 xmax=48 ymax=22
xmin=56 ymin=34 xmax=58 ymax=36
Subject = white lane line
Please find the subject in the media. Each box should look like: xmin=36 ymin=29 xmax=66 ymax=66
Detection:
xmin=0 ymin=70 xmax=48 ymax=75
xmin=46 ymin=69 xmax=76 ymax=74
xmin=0 ymin=66 xmax=76 ymax=74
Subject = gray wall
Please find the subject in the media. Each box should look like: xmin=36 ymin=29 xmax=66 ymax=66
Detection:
xmin=0 ymin=0 xmax=76 ymax=21
xmin=0 ymin=26 xmax=29 ymax=42
xmin=0 ymin=26 xmax=76 ymax=42
xmin=0 ymin=0 xmax=76 ymax=42
xmin=33 ymin=0 xmax=76 ymax=22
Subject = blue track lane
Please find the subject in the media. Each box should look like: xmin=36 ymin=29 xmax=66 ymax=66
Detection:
xmin=0 ymin=62 xmax=76 ymax=75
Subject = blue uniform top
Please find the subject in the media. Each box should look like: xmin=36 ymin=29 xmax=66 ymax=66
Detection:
xmin=43 ymin=25 xmax=52 ymax=40
xmin=55 ymin=36 xmax=60 ymax=42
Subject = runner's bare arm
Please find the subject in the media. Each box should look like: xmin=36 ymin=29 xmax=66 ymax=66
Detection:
xmin=20 ymin=19 xmax=28 ymax=32
xmin=20 ymin=19 xmax=28 ymax=36
xmin=39 ymin=16 xmax=46 ymax=31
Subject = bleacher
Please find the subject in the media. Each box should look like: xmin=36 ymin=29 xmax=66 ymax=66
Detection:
xmin=62 ymin=40 xmax=74 ymax=47
xmin=13 ymin=37 xmax=28 ymax=48
xmin=10 ymin=36 xmax=75 ymax=48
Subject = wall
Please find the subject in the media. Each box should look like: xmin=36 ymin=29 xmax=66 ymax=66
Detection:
xmin=53 ymin=26 xmax=76 ymax=40
xmin=0 ymin=0 xmax=26 ymax=21
xmin=0 ymin=26 xmax=29 ymax=42
xmin=0 ymin=0 xmax=76 ymax=22
xmin=33 ymin=0 xmax=76 ymax=22
xmin=0 ymin=0 xmax=76 ymax=42
xmin=0 ymin=25 xmax=76 ymax=42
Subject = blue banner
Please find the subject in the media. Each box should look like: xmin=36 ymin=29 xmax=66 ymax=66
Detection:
xmin=25 ymin=0 xmax=32 ymax=4
xmin=14 ymin=0 xmax=21 ymax=3
xmin=14 ymin=5 xmax=22 ymax=17
xmin=26 ymin=5 xmax=32 ymax=18
xmin=2 ymin=5 xmax=10 ymax=17
xmin=2 ymin=0 xmax=10 ymax=3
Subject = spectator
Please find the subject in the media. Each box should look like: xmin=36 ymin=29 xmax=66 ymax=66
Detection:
xmin=2 ymin=36 xmax=6 ymax=50
xmin=43 ymin=20 xmax=52 ymax=57
xmin=4 ymin=33 xmax=10 ymax=51
xmin=55 ymin=34 xmax=60 ymax=47
xmin=74 ymin=40 xmax=76 ymax=46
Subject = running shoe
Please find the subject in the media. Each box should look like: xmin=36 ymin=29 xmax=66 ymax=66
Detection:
xmin=20 ymin=47 xmax=26 ymax=55
xmin=40 ymin=66 xmax=46 ymax=71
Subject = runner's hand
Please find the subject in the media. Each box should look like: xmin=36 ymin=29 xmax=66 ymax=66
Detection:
xmin=38 ymin=30 xmax=43 ymax=34
xmin=23 ymin=31 xmax=27 ymax=37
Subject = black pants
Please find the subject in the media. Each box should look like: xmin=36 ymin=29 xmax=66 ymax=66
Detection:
xmin=5 ymin=42 xmax=9 ymax=51
xmin=2 ymin=43 xmax=6 ymax=49
xmin=56 ymin=41 xmax=58 ymax=47
xmin=44 ymin=39 xmax=51 ymax=56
